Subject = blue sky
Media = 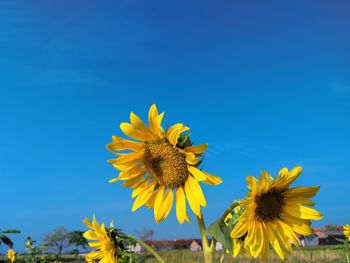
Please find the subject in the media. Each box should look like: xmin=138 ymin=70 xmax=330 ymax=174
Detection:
xmin=1 ymin=0 xmax=349 ymax=251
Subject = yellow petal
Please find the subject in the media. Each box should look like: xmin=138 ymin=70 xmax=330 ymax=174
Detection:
xmin=274 ymin=222 xmax=292 ymax=253
xmin=260 ymin=222 xmax=269 ymax=259
xmin=250 ymin=222 xmax=263 ymax=258
xmin=159 ymin=189 xmax=174 ymax=221
xmin=184 ymin=144 xmax=208 ymax=154
xmin=284 ymin=186 xmax=320 ymax=199
xmin=188 ymin=166 xmax=206 ymax=181
xmin=132 ymin=181 xmax=156 ymax=211
xmin=107 ymin=136 xmax=145 ymax=152
xmin=132 ymin=179 xmax=150 ymax=198
xmin=278 ymin=168 xmax=289 ymax=178
xmin=278 ymin=220 xmax=300 ymax=248
xmin=108 ymin=177 xmax=119 ymax=183
xmin=154 ymin=113 xmax=165 ymax=137
xmin=84 ymin=230 xmax=98 ymax=240
xmin=166 ymin=123 xmax=183 ymax=146
xmin=233 ymin=239 xmax=242 ymax=257
xmin=120 ymin=122 xmax=154 ymax=142
xmin=230 ymin=213 xmax=248 ymax=238
xmin=83 ymin=218 xmax=93 ymax=229
xmin=166 ymin=123 xmax=190 ymax=146
xmin=266 ymin=222 xmax=284 ymax=260
xmin=148 ymin=104 xmax=159 ymax=132
xmin=284 ymin=203 xmax=323 ymax=220
xmin=185 ymin=153 xmax=199 ymax=165
xmin=145 ymin=191 xmax=157 ymax=209
xmin=244 ymin=220 xmax=256 ymax=246
xmin=121 ymin=174 xmax=145 ymax=188
xmin=276 ymin=166 xmax=302 ymax=189
xmin=184 ymin=177 xmax=200 ymax=216
xmin=246 ymin=176 xmax=257 ymax=195
xmin=285 ymin=196 xmax=315 ymax=206
xmin=130 ymin=112 xmax=153 ymax=136
xmin=148 ymin=104 xmax=164 ymax=137
xmin=283 ymin=214 xmax=313 ymax=236
xmin=189 ymin=176 xmax=206 ymax=206
xmin=154 ymin=186 xmax=165 ymax=223
xmin=118 ymin=165 xmax=144 ymax=180
xmin=108 ymin=151 xmax=143 ymax=165
xmin=202 ymin=171 xmax=223 ymax=185
xmin=176 ymin=187 xmax=191 ymax=224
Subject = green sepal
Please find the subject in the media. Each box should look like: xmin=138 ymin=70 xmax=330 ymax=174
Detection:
xmin=177 ymin=132 xmax=192 ymax=149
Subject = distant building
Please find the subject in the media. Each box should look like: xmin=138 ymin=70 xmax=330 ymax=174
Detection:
xmin=128 ymin=239 xmax=226 ymax=252
xmin=300 ymin=235 xmax=319 ymax=247
xmin=138 ymin=239 xmax=201 ymax=251
xmin=215 ymin=241 xmax=223 ymax=251
xmin=318 ymin=230 xmax=346 ymax=245
xmin=190 ymin=240 xmax=202 ymax=251
xmin=129 ymin=243 xmax=142 ymax=252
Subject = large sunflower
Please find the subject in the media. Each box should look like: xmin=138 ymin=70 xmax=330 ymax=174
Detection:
xmin=344 ymin=225 xmax=350 ymax=241
xmin=230 ymin=166 xmax=322 ymax=260
xmin=107 ymin=104 xmax=222 ymax=223
xmin=83 ymin=216 xmax=118 ymax=263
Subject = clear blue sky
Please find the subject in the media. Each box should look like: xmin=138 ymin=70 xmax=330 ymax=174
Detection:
xmin=1 ymin=0 xmax=349 ymax=251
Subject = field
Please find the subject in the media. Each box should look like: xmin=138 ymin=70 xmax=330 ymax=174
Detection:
xmin=0 ymin=247 xmax=347 ymax=263
xmin=145 ymin=248 xmax=346 ymax=263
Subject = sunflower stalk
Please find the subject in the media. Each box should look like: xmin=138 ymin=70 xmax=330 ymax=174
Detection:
xmin=196 ymin=213 xmax=214 ymax=263
xmin=127 ymin=235 xmax=165 ymax=263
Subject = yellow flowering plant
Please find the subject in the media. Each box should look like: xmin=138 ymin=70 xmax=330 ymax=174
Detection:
xmin=23 ymin=237 xmax=49 ymax=263
xmin=7 ymin=249 xmax=16 ymax=263
xmin=83 ymin=216 xmax=164 ymax=263
xmin=336 ymin=225 xmax=350 ymax=263
xmin=84 ymin=104 xmax=324 ymax=263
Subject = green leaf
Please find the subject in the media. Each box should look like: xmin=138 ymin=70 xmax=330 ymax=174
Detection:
xmin=207 ymin=202 xmax=242 ymax=253
xmin=335 ymin=237 xmax=346 ymax=243
xmin=2 ymin=229 xmax=21 ymax=234
xmin=207 ymin=219 xmax=233 ymax=252
xmin=0 ymin=234 xmax=14 ymax=248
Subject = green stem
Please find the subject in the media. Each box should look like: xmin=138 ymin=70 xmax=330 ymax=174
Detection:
xmin=196 ymin=212 xmax=213 ymax=263
xmin=219 ymin=254 xmax=225 ymax=263
xmin=127 ymin=235 xmax=165 ymax=263
xmin=346 ymin=252 xmax=349 ymax=263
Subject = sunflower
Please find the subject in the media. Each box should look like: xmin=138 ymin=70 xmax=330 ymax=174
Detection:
xmin=83 ymin=216 xmax=118 ymax=263
xmin=7 ymin=249 xmax=16 ymax=262
xmin=107 ymin=104 xmax=222 ymax=223
xmin=230 ymin=166 xmax=322 ymax=260
xmin=344 ymin=225 xmax=350 ymax=241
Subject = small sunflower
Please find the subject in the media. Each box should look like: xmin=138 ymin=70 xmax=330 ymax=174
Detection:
xmin=83 ymin=216 xmax=118 ymax=263
xmin=7 ymin=249 xmax=16 ymax=262
xmin=230 ymin=166 xmax=322 ymax=260
xmin=107 ymin=104 xmax=222 ymax=223
xmin=344 ymin=225 xmax=350 ymax=241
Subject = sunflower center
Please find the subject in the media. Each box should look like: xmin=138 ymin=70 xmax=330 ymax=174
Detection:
xmin=254 ymin=189 xmax=285 ymax=222
xmin=143 ymin=138 xmax=189 ymax=188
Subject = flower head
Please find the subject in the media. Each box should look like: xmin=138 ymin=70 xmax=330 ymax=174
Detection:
xmin=230 ymin=167 xmax=322 ymax=260
xmin=83 ymin=216 xmax=119 ymax=263
xmin=25 ymin=237 xmax=33 ymax=249
xmin=344 ymin=225 xmax=350 ymax=242
xmin=7 ymin=249 xmax=16 ymax=262
xmin=107 ymin=104 xmax=222 ymax=223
